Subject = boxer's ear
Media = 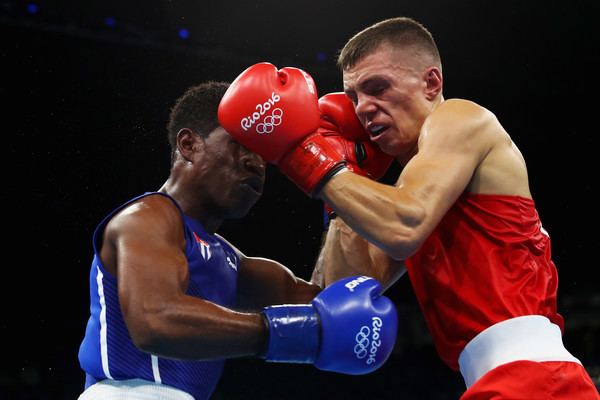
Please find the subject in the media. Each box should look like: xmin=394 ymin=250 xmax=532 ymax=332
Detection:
xmin=423 ymin=66 xmax=442 ymax=101
xmin=176 ymin=128 xmax=204 ymax=163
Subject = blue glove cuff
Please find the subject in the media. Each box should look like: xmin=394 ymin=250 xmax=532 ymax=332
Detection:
xmin=262 ymin=304 xmax=320 ymax=364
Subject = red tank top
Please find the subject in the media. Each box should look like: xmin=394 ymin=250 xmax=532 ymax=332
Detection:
xmin=405 ymin=193 xmax=563 ymax=370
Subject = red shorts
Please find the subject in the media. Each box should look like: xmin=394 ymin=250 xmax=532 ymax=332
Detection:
xmin=460 ymin=360 xmax=599 ymax=399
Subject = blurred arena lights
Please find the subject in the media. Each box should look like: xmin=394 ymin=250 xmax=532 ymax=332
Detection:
xmin=178 ymin=27 xmax=189 ymax=40
xmin=25 ymin=2 xmax=38 ymax=14
xmin=104 ymin=17 xmax=116 ymax=28
xmin=316 ymin=51 xmax=328 ymax=62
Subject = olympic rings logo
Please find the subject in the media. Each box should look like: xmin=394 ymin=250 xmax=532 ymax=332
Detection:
xmin=354 ymin=326 xmax=371 ymax=359
xmin=256 ymin=108 xmax=283 ymax=134
xmin=353 ymin=317 xmax=384 ymax=365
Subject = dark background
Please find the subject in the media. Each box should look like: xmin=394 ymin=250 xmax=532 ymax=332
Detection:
xmin=2 ymin=0 xmax=599 ymax=398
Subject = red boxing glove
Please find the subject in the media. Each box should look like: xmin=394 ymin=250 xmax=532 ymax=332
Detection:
xmin=218 ymin=63 xmax=347 ymax=196
xmin=318 ymin=92 xmax=394 ymax=181
xmin=318 ymin=92 xmax=395 ymax=224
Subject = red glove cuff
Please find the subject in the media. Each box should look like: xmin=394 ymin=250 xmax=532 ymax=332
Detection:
xmin=279 ymin=133 xmax=347 ymax=197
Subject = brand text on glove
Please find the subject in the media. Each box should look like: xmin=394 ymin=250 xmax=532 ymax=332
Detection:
xmin=240 ymin=92 xmax=281 ymax=132
xmin=344 ymin=276 xmax=371 ymax=292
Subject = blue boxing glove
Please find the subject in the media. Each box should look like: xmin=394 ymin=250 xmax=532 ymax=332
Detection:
xmin=262 ymin=276 xmax=398 ymax=375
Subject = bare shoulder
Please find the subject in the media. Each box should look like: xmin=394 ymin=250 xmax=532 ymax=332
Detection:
xmin=429 ymin=101 xmax=529 ymax=196
xmin=427 ymin=99 xmax=497 ymax=134
xmin=105 ymin=194 xmax=183 ymax=240
xmin=421 ymin=99 xmax=505 ymax=151
xmin=435 ymin=98 xmax=488 ymax=113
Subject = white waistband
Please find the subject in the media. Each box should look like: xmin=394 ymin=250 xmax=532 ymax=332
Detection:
xmin=78 ymin=378 xmax=194 ymax=400
xmin=458 ymin=315 xmax=581 ymax=388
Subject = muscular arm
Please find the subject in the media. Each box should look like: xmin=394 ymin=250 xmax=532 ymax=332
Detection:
xmin=215 ymin=234 xmax=321 ymax=310
xmin=102 ymin=195 xmax=265 ymax=360
xmin=237 ymin=257 xmax=321 ymax=309
xmin=311 ymin=217 xmax=406 ymax=290
xmin=319 ymin=100 xmax=495 ymax=260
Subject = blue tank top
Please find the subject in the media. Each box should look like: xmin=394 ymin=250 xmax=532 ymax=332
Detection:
xmin=78 ymin=192 xmax=240 ymax=399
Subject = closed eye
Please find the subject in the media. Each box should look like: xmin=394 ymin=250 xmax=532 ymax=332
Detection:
xmin=361 ymin=76 xmax=389 ymax=98
xmin=365 ymin=83 xmax=388 ymax=97
xmin=344 ymin=90 xmax=358 ymax=105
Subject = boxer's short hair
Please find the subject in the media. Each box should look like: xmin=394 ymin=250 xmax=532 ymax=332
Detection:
xmin=166 ymin=81 xmax=230 ymax=158
xmin=338 ymin=17 xmax=441 ymax=71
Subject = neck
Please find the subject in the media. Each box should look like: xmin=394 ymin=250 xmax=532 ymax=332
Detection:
xmin=396 ymin=94 xmax=445 ymax=166
xmin=159 ymin=165 xmax=224 ymax=234
xmin=395 ymin=145 xmax=419 ymax=167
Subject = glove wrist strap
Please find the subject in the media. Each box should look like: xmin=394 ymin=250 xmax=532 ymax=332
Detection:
xmin=262 ymin=305 xmax=320 ymax=363
xmin=279 ymin=135 xmax=347 ymax=197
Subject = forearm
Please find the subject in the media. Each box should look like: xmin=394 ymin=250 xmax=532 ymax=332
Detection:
xmin=128 ymin=295 xmax=266 ymax=360
xmin=215 ymin=234 xmax=321 ymax=308
xmin=309 ymin=230 xmax=329 ymax=287
xmin=237 ymin=257 xmax=321 ymax=310
xmin=314 ymin=219 xmax=374 ymax=285
xmin=314 ymin=218 xmax=406 ymax=289
xmin=320 ymin=171 xmax=424 ymax=259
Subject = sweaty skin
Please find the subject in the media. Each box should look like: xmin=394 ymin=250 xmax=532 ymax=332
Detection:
xmin=316 ymin=43 xmax=531 ymax=287
xmin=99 ymin=127 xmax=320 ymax=360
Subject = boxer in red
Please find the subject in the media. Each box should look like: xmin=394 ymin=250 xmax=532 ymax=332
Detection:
xmin=218 ymin=17 xmax=599 ymax=399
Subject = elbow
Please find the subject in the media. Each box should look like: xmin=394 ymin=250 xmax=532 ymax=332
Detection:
xmin=382 ymin=233 xmax=422 ymax=260
xmin=380 ymin=209 xmax=426 ymax=260
xmin=129 ymin=318 xmax=163 ymax=354
xmin=124 ymin=306 xmax=168 ymax=354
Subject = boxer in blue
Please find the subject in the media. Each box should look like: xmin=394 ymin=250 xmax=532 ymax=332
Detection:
xmin=77 ymin=82 xmax=398 ymax=400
